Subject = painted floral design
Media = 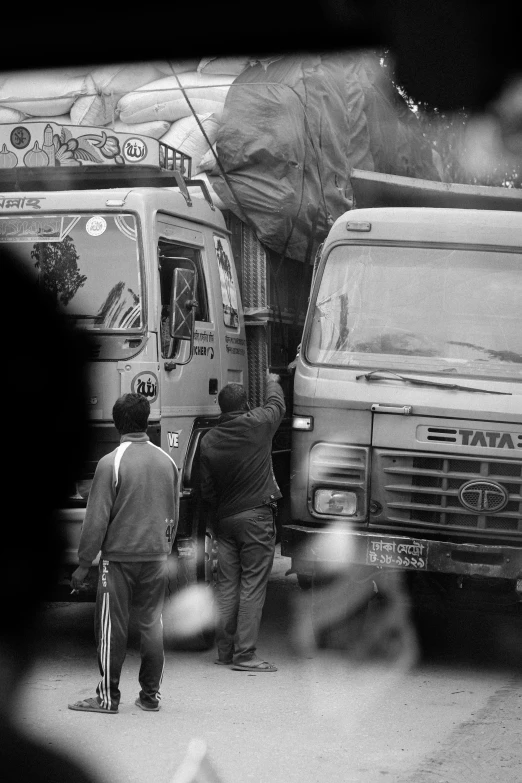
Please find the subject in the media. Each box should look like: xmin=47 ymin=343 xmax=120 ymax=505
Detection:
xmin=90 ymin=131 xmax=124 ymax=164
xmin=50 ymin=126 xmax=125 ymax=166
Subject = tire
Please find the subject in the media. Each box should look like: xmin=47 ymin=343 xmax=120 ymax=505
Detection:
xmin=169 ymin=526 xmax=217 ymax=651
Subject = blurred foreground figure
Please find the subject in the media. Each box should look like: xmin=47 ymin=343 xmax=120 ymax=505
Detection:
xmin=170 ymin=739 xmax=224 ymax=783
xmin=200 ymin=372 xmax=285 ymax=672
xmin=291 ymin=531 xmax=419 ymax=668
xmin=68 ymin=393 xmax=179 ymax=714
xmin=0 ymin=247 xmax=102 ymax=781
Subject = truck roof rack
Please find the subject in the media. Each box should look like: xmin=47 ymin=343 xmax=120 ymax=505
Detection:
xmin=351 ymin=169 xmax=522 ymax=212
xmin=0 ymin=120 xmax=194 ymax=192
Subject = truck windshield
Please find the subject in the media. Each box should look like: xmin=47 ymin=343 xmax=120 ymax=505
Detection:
xmin=0 ymin=213 xmax=142 ymax=330
xmin=306 ymin=243 xmax=522 ymax=380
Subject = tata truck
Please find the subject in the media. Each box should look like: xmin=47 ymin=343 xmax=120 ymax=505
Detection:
xmin=284 ymin=169 xmax=522 ymax=611
xmin=0 ymin=120 xmax=306 ymax=592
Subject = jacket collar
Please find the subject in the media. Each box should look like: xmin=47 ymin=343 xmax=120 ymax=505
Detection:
xmin=120 ymin=432 xmax=150 ymax=443
xmin=219 ymin=409 xmax=249 ymax=424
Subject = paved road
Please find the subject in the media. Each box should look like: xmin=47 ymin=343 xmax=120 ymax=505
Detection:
xmin=14 ymin=548 xmax=522 ymax=783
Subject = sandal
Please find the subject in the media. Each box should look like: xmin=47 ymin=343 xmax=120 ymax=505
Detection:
xmin=135 ymin=698 xmax=160 ymax=712
xmin=231 ymin=659 xmax=278 ymax=672
xmin=68 ymin=697 xmax=118 ymax=714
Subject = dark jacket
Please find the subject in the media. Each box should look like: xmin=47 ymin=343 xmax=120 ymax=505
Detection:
xmin=78 ymin=432 xmax=179 ymax=567
xmin=200 ymin=380 xmax=286 ymax=519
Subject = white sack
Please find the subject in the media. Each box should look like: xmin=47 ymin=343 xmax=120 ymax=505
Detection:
xmin=71 ymin=62 xmax=170 ymax=126
xmin=192 ymin=172 xmax=226 ymax=210
xmin=196 ymin=145 xmax=218 ymax=174
xmin=198 ymin=57 xmax=252 ymax=76
xmin=0 ymin=69 xmax=90 ymax=116
xmin=111 ymin=119 xmax=171 ymax=139
xmin=0 ymin=107 xmax=27 ymax=122
xmin=24 ymin=114 xmax=72 ymax=124
xmin=160 ymin=114 xmax=220 ymax=163
xmin=160 ymin=60 xmax=201 ymax=75
xmin=118 ymin=72 xmax=232 ymax=124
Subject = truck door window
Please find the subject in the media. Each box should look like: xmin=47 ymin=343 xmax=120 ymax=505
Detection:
xmin=214 ymin=235 xmax=239 ymax=328
xmin=158 ymin=240 xmax=209 ymax=358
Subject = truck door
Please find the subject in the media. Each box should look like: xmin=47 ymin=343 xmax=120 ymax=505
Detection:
xmin=156 ymin=218 xmax=221 ymax=466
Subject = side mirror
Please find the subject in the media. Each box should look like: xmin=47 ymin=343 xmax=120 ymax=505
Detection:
xmin=169 ymin=265 xmax=198 ymax=364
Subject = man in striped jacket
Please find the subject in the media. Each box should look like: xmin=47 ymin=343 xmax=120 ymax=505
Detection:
xmin=68 ymin=393 xmax=179 ymax=714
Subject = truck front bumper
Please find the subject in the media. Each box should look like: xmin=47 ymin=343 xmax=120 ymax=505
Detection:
xmin=282 ymin=524 xmax=522 ymax=580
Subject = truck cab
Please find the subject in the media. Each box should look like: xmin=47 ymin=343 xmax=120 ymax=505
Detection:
xmin=285 ymin=173 xmax=522 ymax=603
xmin=0 ymin=120 xmax=247 ymax=585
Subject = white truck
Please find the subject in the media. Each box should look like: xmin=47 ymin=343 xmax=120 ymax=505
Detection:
xmin=0 ymin=120 xmax=306 ymax=595
xmin=285 ymin=169 xmax=522 ymax=613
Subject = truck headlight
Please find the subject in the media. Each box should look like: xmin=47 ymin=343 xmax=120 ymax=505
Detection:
xmin=314 ymin=489 xmax=357 ymax=516
xmin=308 ymin=443 xmax=369 ymax=520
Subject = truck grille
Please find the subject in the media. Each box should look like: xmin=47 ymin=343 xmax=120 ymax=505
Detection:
xmin=377 ymin=451 xmax=522 ymax=536
xmin=310 ymin=443 xmax=367 ymax=484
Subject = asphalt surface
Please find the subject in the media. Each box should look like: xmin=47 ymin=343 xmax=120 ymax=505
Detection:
xmin=12 ymin=547 xmax=522 ymax=783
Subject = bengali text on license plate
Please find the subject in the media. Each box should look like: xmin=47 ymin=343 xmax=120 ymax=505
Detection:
xmin=366 ymin=537 xmax=428 ymax=569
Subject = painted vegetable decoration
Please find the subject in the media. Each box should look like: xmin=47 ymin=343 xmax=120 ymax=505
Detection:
xmin=24 ymin=141 xmax=49 ymax=167
xmin=0 ymin=143 xmax=18 ymax=168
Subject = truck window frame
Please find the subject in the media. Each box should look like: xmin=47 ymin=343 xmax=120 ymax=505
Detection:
xmin=303 ymin=238 xmax=522 ymax=381
xmin=158 ymin=237 xmax=210 ymax=359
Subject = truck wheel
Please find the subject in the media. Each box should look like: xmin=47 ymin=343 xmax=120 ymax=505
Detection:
xmin=172 ymin=527 xmax=217 ymax=651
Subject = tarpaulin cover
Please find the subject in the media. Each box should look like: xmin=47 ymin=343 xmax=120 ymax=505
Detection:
xmin=212 ymin=53 xmax=440 ymax=263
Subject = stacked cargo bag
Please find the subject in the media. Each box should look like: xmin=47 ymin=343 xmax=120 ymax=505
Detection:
xmin=191 ymin=171 xmax=227 ymax=210
xmin=197 ymin=57 xmax=252 ymax=76
xmin=110 ymin=119 xmax=171 ymax=139
xmin=24 ymin=114 xmax=73 ymax=125
xmin=0 ymin=107 xmax=27 ymax=122
xmin=160 ymin=113 xmax=220 ymax=168
xmin=0 ymin=68 xmax=90 ymax=117
xmin=117 ymin=71 xmax=234 ymax=125
xmin=196 ymin=145 xmax=218 ymax=174
xmin=160 ymin=59 xmax=254 ymax=169
xmin=70 ymin=62 xmax=174 ymax=126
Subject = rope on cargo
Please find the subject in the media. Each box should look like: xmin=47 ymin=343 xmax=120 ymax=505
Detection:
xmin=169 ymin=70 xmax=261 ymax=234
xmin=170 ymin=68 xmax=293 ymax=374
xmin=171 ymin=68 xmax=303 ymax=369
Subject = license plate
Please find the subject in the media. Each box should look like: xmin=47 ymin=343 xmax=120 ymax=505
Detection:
xmin=366 ymin=536 xmax=428 ymax=570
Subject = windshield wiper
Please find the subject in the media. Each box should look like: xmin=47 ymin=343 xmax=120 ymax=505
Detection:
xmin=355 ymin=370 xmax=512 ymax=395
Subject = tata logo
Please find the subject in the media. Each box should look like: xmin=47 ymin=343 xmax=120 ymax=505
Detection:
xmin=458 ymin=429 xmax=521 ymax=449
xmin=458 ymin=480 xmax=509 ymax=513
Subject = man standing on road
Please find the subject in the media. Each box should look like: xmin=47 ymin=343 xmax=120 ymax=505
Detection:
xmin=200 ymin=371 xmax=285 ymax=672
xmin=68 ymin=393 xmax=179 ymax=714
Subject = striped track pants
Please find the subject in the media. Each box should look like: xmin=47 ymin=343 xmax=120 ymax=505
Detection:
xmin=95 ymin=559 xmax=167 ymax=710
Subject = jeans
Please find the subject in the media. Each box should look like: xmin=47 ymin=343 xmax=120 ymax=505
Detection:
xmin=215 ymin=506 xmax=276 ymax=663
